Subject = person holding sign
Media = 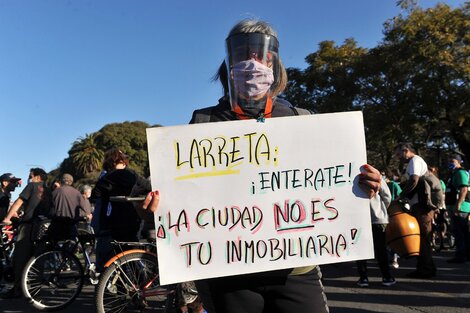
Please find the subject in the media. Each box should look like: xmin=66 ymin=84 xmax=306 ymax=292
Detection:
xmin=356 ymin=177 xmax=396 ymax=287
xmin=144 ymin=19 xmax=382 ymax=313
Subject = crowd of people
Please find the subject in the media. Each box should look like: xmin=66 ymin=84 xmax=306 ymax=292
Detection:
xmin=0 ymin=18 xmax=468 ymax=313
xmin=354 ymin=143 xmax=470 ymax=289
xmin=0 ymin=169 xmax=93 ymax=298
xmin=0 ymin=152 xmax=205 ymax=312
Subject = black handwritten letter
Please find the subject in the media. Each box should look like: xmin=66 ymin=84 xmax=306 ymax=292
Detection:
xmin=199 ymin=139 xmax=215 ymax=168
xmin=324 ymin=198 xmax=339 ymax=220
xmin=334 ymin=165 xmax=346 ymax=184
xmin=215 ymin=137 xmax=228 ymax=166
xmin=175 ymin=141 xmax=189 ymax=168
xmin=229 ymin=136 xmax=243 ymax=163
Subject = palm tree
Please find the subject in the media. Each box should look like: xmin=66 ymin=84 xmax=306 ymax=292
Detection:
xmin=70 ymin=133 xmax=104 ymax=176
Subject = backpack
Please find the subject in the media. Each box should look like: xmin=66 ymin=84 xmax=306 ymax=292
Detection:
xmin=417 ymin=172 xmax=444 ymax=212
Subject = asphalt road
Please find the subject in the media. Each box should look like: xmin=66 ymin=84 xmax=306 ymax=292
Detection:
xmin=322 ymin=248 xmax=470 ymax=313
xmin=1 ymin=248 xmax=469 ymax=313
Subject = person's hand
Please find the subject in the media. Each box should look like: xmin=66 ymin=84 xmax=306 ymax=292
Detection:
xmin=142 ymin=190 xmax=160 ymax=213
xmin=358 ymin=164 xmax=381 ymax=199
xmin=1 ymin=218 xmax=12 ymax=226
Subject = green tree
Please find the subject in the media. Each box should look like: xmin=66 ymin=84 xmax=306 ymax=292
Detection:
xmin=70 ymin=133 xmax=104 ymax=177
xmin=284 ymin=3 xmax=469 ymax=169
xmin=55 ymin=121 xmax=160 ymax=185
xmin=383 ymin=3 xmax=468 ymax=157
xmin=285 ymin=39 xmax=368 ymax=114
xmin=396 ymin=0 xmax=418 ymax=11
xmin=95 ymin=121 xmax=153 ymax=176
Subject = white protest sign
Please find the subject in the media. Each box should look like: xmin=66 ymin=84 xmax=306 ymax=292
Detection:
xmin=147 ymin=111 xmax=373 ymax=285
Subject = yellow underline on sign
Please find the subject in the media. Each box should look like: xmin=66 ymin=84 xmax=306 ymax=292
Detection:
xmin=175 ymin=165 xmax=241 ymax=181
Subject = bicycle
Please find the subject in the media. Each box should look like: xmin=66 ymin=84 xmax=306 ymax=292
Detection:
xmin=21 ymin=218 xmax=98 ymax=311
xmin=0 ymin=220 xmax=18 ymax=286
xmin=431 ymin=209 xmax=456 ymax=252
xmin=95 ymin=241 xmax=178 ymax=313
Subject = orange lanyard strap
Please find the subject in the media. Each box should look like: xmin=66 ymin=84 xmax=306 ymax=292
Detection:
xmin=233 ymin=97 xmax=273 ymax=120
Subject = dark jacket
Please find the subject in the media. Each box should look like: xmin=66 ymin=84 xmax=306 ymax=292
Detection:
xmin=19 ymin=182 xmax=52 ymax=222
xmin=189 ymin=97 xmax=310 ymax=124
xmin=91 ymin=168 xmax=143 ymax=240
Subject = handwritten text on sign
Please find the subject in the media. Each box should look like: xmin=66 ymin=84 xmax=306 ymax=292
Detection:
xmin=147 ymin=111 xmax=373 ymax=285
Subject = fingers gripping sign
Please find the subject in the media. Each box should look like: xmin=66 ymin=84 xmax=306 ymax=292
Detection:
xmin=358 ymin=164 xmax=381 ymax=199
xmin=142 ymin=190 xmax=160 ymax=213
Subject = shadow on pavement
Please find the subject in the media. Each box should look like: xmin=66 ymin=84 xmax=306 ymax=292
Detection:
xmin=322 ymin=249 xmax=470 ymax=313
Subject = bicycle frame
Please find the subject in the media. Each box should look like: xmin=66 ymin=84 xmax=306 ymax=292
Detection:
xmin=49 ymin=226 xmax=96 ymax=274
xmin=104 ymin=241 xmax=163 ymax=293
xmin=0 ymin=223 xmax=17 ymax=282
xmin=22 ymin=219 xmax=98 ymax=311
xmin=103 ymin=248 xmax=151 ymax=268
xmin=109 ymin=249 xmax=173 ymax=299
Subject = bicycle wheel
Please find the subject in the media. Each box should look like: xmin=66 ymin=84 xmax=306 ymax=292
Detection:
xmin=431 ymin=227 xmax=443 ymax=252
xmin=96 ymin=251 xmax=176 ymax=313
xmin=22 ymin=250 xmax=84 ymax=311
xmin=440 ymin=221 xmax=455 ymax=249
xmin=445 ymin=232 xmax=456 ymax=249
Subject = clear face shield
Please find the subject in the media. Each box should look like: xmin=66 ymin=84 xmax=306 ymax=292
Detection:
xmin=225 ymin=33 xmax=280 ymax=113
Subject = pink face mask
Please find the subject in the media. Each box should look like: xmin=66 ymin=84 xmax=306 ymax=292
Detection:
xmin=231 ymin=59 xmax=274 ymax=98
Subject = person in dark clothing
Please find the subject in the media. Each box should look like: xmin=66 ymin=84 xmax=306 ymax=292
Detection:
xmin=1 ymin=168 xmax=51 ymax=298
xmin=0 ymin=173 xmax=22 ymax=221
xmin=52 ymin=174 xmax=91 ymax=219
xmin=91 ymin=148 xmax=143 ymax=272
xmin=395 ymin=143 xmax=437 ymax=278
xmin=144 ymin=19 xmax=383 ymax=313
xmin=445 ymin=154 xmax=470 ymax=263
xmin=48 ymin=173 xmax=92 ymax=241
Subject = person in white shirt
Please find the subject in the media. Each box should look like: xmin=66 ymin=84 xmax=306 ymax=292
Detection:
xmin=395 ymin=142 xmax=436 ymax=278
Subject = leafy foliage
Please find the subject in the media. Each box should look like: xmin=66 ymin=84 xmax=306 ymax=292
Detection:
xmin=286 ymin=39 xmax=368 ymax=114
xmin=95 ymin=121 xmax=152 ymax=176
xmin=53 ymin=3 xmax=469 ymax=183
xmin=70 ymin=133 xmax=104 ymax=176
xmin=55 ymin=121 xmax=160 ymax=186
xmin=283 ymin=3 xmax=469 ymax=171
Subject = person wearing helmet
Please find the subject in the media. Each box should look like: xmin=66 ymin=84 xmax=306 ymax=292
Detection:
xmin=138 ymin=19 xmax=382 ymax=313
xmin=190 ymin=20 xmax=307 ymax=123
xmin=0 ymin=173 xmax=22 ymax=221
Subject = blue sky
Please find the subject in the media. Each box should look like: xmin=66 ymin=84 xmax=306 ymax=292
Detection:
xmin=0 ymin=0 xmax=463 ymax=199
